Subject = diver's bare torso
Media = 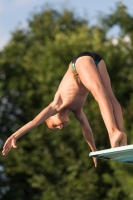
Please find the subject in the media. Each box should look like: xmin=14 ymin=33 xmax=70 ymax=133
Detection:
xmin=54 ymin=63 xmax=89 ymax=111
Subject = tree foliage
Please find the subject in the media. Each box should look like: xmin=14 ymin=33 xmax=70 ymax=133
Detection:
xmin=0 ymin=3 xmax=133 ymax=200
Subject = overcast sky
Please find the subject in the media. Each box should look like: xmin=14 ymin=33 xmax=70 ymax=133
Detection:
xmin=0 ymin=0 xmax=133 ymax=50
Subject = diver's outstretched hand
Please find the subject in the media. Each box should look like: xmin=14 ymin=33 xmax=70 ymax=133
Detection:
xmin=2 ymin=135 xmax=17 ymax=156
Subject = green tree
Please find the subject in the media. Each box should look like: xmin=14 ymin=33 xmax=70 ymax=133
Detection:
xmin=0 ymin=3 xmax=133 ymax=200
xmin=0 ymin=8 xmax=100 ymax=200
xmin=98 ymin=2 xmax=133 ymax=199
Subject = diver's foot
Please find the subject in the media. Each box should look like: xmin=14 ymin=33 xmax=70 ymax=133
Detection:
xmin=110 ymin=132 xmax=127 ymax=148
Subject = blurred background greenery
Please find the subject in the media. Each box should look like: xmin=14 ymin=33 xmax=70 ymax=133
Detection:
xmin=1 ymin=2 xmax=133 ymax=200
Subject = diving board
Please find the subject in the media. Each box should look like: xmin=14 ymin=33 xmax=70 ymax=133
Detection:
xmin=89 ymin=145 xmax=133 ymax=164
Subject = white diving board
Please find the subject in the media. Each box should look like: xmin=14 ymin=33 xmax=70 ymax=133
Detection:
xmin=89 ymin=145 xmax=133 ymax=164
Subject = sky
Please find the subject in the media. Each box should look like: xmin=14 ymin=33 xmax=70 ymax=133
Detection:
xmin=0 ymin=0 xmax=133 ymax=50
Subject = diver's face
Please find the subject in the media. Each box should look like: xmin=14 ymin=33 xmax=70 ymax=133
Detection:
xmin=46 ymin=112 xmax=69 ymax=130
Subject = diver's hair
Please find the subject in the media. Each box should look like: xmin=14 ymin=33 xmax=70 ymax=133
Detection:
xmin=44 ymin=120 xmax=52 ymax=130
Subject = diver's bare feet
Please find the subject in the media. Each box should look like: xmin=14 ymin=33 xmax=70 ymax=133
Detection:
xmin=109 ymin=131 xmax=127 ymax=148
xmin=119 ymin=132 xmax=127 ymax=146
